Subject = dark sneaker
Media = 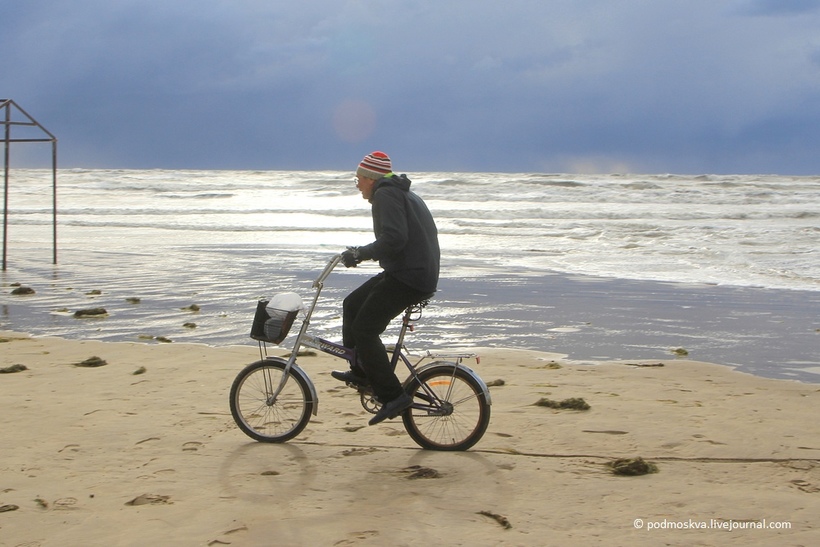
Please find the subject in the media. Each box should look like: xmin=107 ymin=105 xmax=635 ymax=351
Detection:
xmin=331 ymin=369 xmax=370 ymax=388
xmin=368 ymin=392 xmax=412 ymax=426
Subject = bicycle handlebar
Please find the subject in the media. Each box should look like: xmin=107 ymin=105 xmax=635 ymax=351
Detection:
xmin=313 ymin=254 xmax=343 ymax=288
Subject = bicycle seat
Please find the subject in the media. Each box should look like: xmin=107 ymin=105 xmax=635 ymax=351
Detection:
xmin=415 ymin=293 xmax=435 ymax=309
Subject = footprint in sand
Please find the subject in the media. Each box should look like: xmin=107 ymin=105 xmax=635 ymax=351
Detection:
xmin=209 ymin=523 xmax=248 ymax=545
xmin=340 ymin=447 xmax=380 ymax=457
xmin=135 ymin=437 xmax=160 ymax=446
xmin=183 ymin=441 xmax=204 ymax=452
xmin=334 ymin=530 xmax=379 ymax=545
xmin=53 ymin=497 xmax=78 ymax=510
xmin=791 ymin=479 xmax=820 ymax=493
xmin=125 ymin=494 xmax=171 ymax=506
xmin=153 ymin=468 xmax=176 ymax=476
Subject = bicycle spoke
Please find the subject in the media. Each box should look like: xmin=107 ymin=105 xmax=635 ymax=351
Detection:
xmin=403 ymin=365 xmax=490 ymax=450
xmin=230 ymin=361 xmax=313 ymax=443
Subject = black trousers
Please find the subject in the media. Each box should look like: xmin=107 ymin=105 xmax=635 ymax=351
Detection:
xmin=342 ymin=272 xmax=431 ymax=402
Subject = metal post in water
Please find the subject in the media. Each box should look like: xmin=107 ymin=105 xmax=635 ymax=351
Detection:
xmin=52 ymin=141 xmax=58 ymax=265
xmin=0 ymin=99 xmax=58 ymax=270
xmin=2 ymin=100 xmax=10 ymax=271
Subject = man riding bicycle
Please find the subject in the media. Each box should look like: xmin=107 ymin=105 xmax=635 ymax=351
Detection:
xmin=333 ymin=151 xmax=441 ymax=425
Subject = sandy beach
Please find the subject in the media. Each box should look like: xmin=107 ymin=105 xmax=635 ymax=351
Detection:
xmin=1 ymin=331 xmax=818 ymax=546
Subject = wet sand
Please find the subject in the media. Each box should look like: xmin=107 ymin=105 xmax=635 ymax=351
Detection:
xmin=3 ymin=268 xmax=819 ymax=384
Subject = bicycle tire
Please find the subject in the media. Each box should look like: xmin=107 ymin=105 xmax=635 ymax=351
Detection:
xmin=402 ymin=364 xmax=491 ymax=451
xmin=230 ymin=359 xmax=313 ymax=443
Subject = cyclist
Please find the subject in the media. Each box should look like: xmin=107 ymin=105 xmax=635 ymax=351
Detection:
xmin=332 ymin=151 xmax=440 ymax=425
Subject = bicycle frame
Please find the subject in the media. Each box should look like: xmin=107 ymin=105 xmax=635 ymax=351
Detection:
xmin=259 ymin=254 xmax=489 ymax=416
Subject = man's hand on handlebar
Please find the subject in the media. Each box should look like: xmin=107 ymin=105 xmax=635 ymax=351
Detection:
xmin=341 ymin=247 xmax=363 ymax=268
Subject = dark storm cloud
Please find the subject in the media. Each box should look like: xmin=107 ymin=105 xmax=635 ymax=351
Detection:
xmin=3 ymin=0 xmax=820 ymax=174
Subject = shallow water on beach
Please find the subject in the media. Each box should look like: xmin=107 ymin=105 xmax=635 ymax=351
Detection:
xmin=2 ymin=169 xmax=818 ymax=383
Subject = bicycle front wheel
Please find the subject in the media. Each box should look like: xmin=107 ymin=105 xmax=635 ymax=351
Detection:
xmin=402 ymin=364 xmax=491 ymax=451
xmin=230 ymin=360 xmax=313 ymax=443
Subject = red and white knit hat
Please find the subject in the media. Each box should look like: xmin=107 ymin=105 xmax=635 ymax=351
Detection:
xmin=356 ymin=151 xmax=392 ymax=180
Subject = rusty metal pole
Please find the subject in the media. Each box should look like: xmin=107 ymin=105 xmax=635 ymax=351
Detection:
xmin=3 ymin=100 xmax=10 ymax=271
xmin=1 ymin=100 xmax=59 ymax=269
xmin=52 ymin=140 xmax=58 ymax=265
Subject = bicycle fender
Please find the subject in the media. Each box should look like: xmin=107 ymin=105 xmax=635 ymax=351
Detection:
xmin=262 ymin=356 xmax=320 ymax=416
xmin=409 ymin=361 xmax=492 ymax=405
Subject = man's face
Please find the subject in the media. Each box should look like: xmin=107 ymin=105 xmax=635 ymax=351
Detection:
xmin=355 ymin=174 xmax=376 ymax=200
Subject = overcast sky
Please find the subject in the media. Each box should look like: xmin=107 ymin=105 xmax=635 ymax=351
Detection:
xmin=4 ymin=0 xmax=820 ymax=174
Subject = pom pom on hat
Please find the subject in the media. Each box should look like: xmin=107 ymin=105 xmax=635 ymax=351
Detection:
xmin=357 ymin=151 xmax=392 ymax=180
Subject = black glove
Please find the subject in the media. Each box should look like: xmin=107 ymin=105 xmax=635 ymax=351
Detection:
xmin=341 ymin=247 xmax=362 ymax=268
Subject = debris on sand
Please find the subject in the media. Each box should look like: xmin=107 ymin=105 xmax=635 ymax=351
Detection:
xmin=477 ymin=510 xmax=512 ymax=529
xmin=402 ymin=465 xmax=441 ymax=480
xmin=74 ymin=356 xmax=108 ymax=368
xmin=73 ymin=308 xmax=108 ymax=318
xmin=607 ymin=457 xmax=659 ymax=476
xmin=534 ymin=397 xmax=590 ymax=410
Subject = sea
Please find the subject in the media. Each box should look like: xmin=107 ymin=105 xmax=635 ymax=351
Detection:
xmin=2 ymin=169 xmax=818 ymax=383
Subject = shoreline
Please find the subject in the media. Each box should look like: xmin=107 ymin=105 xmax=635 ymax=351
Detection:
xmin=1 ymin=331 xmax=819 ymax=545
xmin=3 ymin=263 xmax=819 ymax=384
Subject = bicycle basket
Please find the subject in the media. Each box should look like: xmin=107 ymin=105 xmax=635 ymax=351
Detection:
xmin=249 ymin=300 xmax=298 ymax=344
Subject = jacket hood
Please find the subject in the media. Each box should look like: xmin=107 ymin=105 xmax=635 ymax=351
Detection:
xmin=370 ymin=174 xmax=411 ymax=201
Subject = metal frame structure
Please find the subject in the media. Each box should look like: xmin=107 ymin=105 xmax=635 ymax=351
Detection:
xmin=2 ymin=99 xmax=58 ymax=270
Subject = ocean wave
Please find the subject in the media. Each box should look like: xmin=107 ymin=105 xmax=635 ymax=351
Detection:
xmin=5 ymin=169 xmax=819 ymax=293
xmin=159 ymin=193 xmax=235 ymax=199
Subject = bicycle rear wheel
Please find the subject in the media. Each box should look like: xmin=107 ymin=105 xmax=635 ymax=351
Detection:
xmin=402 ymin=364 xmax=491 ymax=451
xmin=230 ymin=359 xmax=313 ymax=443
